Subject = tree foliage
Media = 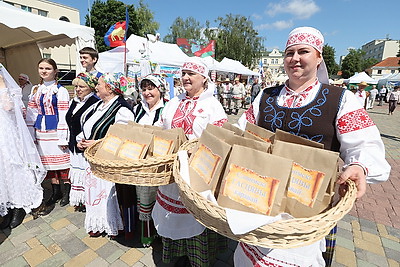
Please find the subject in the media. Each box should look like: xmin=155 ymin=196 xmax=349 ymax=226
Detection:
xmin=340 ymin=48 xmax=378 ymax=78
xmin=86 ymin=0 xmax=159 ymax=52
xmin=213 ymin=14 xmax=264 ymax=68
xmin=163 ymin=17 xmax=202 ymax=44
xmin=322 ymin=44 xmax=339 ymax=77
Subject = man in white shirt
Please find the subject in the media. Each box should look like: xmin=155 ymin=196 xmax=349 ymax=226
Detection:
xmin=355 ymin=81 xmax=367 ymax=109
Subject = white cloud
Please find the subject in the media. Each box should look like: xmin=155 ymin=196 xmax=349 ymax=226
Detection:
xmin=266 ymin=0 xmax=320 ymax=19
xmin=256 ymin=20 xmax=293 ymax=31
xmin=252 ymin=13 xmax=263 ymax=20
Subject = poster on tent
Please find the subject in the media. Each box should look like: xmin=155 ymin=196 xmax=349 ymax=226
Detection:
xmin=159 ymin=66 xmax=181 ymax=78
xmin=177 ymin=39 xmax=216 ymax=58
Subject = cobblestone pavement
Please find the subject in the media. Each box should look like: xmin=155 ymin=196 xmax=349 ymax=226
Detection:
xmin=0 ymin=102 xmax=399 ymax=266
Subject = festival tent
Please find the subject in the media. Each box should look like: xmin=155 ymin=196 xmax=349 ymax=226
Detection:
xmin=0 ymin=2 xmax=95 ymax=83
xmin=219 ymin=57 xmax=260 ymax=76
xmin=378 ymin=73 xmax=400 ymax=88
xmin=96 ymin=34 xmax=190 ymax=74
xmin=346 ymin=72 xmax=378 ymax=84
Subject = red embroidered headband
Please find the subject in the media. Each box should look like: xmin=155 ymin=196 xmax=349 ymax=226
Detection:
xmin=285 ymin=27 xmax=324 ymax=53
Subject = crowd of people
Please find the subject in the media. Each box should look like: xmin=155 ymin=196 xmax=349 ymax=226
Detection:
xmin=0 ymin=26 xmax=392 ymax=267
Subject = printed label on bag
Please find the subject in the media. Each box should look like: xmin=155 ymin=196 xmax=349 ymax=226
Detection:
xmin=287 ymin=162 xmax=325 ymax=208
xmin=223 ymin=164 xmax=280 ymax=215
xmin=246 ymin=130 xmax=271 ymax=143
xmin=190 ymin=144 xmax=221 ymax=184
xmin=117 ymin=141 xmax=146 ymax=160
xmin=101 ymin=135 xmax=123 ymax=155
xmin=153 ymin=136 xmax=174 ymax=157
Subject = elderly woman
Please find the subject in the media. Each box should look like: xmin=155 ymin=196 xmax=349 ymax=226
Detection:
xmin=26 ymin=58 xmax=70 ymax=216
xmin=132 ymin=74 xmax=167 ymax=246
xmin=77 ymin=73 xmax=134 ymax=238
xmin=65 ymin=73 xmax=100 ymax=210
xmin=0 ymin=65 xmax=45 ymax=229
xmin=152 ymin=58 xmax=228 ymax=266
xmin=236 ymin=27 xmax=390 ymax=267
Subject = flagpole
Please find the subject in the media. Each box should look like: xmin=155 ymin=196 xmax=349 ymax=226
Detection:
xmin=124 ymin=4 xmax=129 ymax=76
xmin=124 ymin=41 xmax=127 ymax=76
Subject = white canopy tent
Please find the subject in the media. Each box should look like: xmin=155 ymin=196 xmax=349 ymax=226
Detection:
xmin=345 ymin=72 xmax=378 ymax=84
xmin=0 ymin=2 xmax=95 ymax=84
xmin=96 ymin=34 xmax=190 ymax=74
xmin=219 ymin=57 xmax=260 ymax=76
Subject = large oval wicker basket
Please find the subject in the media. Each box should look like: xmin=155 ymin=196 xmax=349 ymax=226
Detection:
xmin=173 ymin=139 xmax=357 ymax=248
xmin=84 ymin=139 xmax=175 ymax=186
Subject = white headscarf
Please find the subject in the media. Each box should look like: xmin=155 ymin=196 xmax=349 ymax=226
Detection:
xmin=285 ymin=26 xmax=329 ymax=84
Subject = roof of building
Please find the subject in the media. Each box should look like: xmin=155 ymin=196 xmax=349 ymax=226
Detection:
xmin=372 ymin=57 xmax=400 ymax=68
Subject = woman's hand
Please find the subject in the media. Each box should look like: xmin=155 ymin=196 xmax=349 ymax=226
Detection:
xmin=77 ymin=139 xmax=95 ymax=150
xmin=337 ymin=164 xmax=367 ymax=199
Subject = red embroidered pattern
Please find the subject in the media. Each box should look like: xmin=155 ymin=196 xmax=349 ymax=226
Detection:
xmin=286 ymin=32 xmax=323 ymax=52
xmin=245 ymin=105 xmax=256 ymax=124
xmin=171 ymin=100 xmax=197 ymax=134
xmin=156 ymin=191 xmax=189 ymax=214
xmin=212 ymin=118 xmax=228 ymax=127
xmin=240 ymin=243 xmax=300 ymax=267
xmin=182 ymin=62 xmax=206 ymax=76
xmin=337 ymin=108 xmax=375 ymax=134
xmin=283 ymin=81 xmax=317 ymax=108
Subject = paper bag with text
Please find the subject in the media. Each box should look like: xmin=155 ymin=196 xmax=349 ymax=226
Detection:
xmin=272 ymin=140 xmax=339 ymax=217
xmin=164 ymin=127 xmax=187 ymax=148
xmin=218 ymin=145 xmax=292 ymax=216
xmin=188 ymin=130 xmax=231 ymax=195
xmin=115 ymin=130 xmax=153 ymax=161
xmin=95 ymin=124 xmax=126 ymax=160
xmin=152 ymin=130 xmax=178 ymax=156
xmin=245 ymin=123 xmax=275 ymax=143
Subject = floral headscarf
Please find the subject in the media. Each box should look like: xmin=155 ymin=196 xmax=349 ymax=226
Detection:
xmin=101 ymin=72 xmax=135 ymax=96
xmin=75 ymin=72 xmax=97 ymax=90
xmin=139 ymin=74 xmax=167 ymax=93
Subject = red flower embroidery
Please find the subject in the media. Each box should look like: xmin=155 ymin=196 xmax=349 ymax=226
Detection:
xmin=337 ymin=108 xmax=375 ymax=134
xmin=245 ymin=105 xmax=256 ymax=124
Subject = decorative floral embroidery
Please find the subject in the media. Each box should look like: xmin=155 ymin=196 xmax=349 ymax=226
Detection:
xmin=262 ymin=88 xmax=329 ymax=143
xmin=156 ymin=191 xmax=189 ymax=214
xmin=337 ymin=108 xmax=375 ymax=134
xmin=286 ymin=32 xmax=323 ymax=52
xmin=171 ymin=99 xmax=197 ymax=134
xmin=245 ymin=105 xmax=256 ymax=124
xmin=182 ymin=62 xmax=206 ymax=76
xmin=212 ymin=118 xmax=228 ymax=127
xmin=240 ymin=243 xmax=300 ymax=267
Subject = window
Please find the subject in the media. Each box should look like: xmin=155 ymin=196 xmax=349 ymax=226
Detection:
xmin=59 ymin=16 xmax=70 ymax=22
xmin=38 ymin=9 xmax=48 ymax=17
xmin=21 ymin=5 xmax=32 ymax=12
xmin=377 ymin=70 xmax=382 ymax=74
xmin=43 ymin=53 xmax=51 ymax=59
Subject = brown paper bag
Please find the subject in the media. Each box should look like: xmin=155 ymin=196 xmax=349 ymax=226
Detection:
xmin=115 ymin=130 xmax=153 ymax=161
xmin=205 ymin=123 xmax=235 ymax=142
xmin=95 ymin=124 xmax=126 ymax=160
xmin=273 ymin=129 xmax=323 ymax=149
xmin=224 ymin=134 xmax=271 ymax=153
xmin=164 ymin=128 xmax=187 ymax=148
xmin=218 ymin=145 xmax=292 ymax=216
xmin=222 ymin=122 xmax=245 ymax=136
xmin=152 ymin=130 xmax=179 ymax=156
xmin=272 ymin=140 xmax=339 ymax=217
xmin=188 ymin=131 xmax=231 ymax=195
xmin=245 ymin=123 xmax=275 ymax=143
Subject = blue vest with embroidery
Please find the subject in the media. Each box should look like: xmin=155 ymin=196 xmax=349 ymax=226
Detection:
xmin=34 ymin=83 xmax=63 ymax=131
xmin=257 ymin=84 xmax=345 ymax=152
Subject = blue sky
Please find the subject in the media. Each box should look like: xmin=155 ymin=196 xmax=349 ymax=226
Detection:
xmin=54 ymin=0 xmax=399 ymax=61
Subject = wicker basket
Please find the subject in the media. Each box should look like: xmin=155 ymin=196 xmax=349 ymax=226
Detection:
xmin=84 ymin=139 xmax=175 ymax=186
xmin=173 ymin=139 xmax=357 ymax=249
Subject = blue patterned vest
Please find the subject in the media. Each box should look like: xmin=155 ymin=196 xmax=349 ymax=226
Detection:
xmin=257 ymin=84 xmax=345 ymax=152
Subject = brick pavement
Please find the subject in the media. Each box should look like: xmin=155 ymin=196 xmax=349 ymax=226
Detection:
xmin=0 ymin=102 xmax=399 ymax=266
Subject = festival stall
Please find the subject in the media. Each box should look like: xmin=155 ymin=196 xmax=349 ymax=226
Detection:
xmin=0 ymin=2 xmax=95 ymax=84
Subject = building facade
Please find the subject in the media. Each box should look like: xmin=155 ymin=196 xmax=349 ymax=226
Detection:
xmin=260 ymin=49 xmax=287 ymax=83
xmin=370 ymin=57 xmax=400 ymax=80
xmin=2 ymin=0 xmax=81 ymax=74
xmin=361 ymin=39 xmax=400 ymax=61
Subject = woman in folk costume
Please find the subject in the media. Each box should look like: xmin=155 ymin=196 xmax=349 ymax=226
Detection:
xmin=66 ymin=73 xmax=100 ymax=211
xmin=133 ymin=74 xmax=168 ymax=246
xmin=0 ymin=64 xmax=46 ymax=229
xmin=76 ymin=73 xmax=134 ymax=238
xmin=18 ymin=73 xmax=33 ymax=107
xmin=26 ymin=58 xmax=70 ymax=215
xmin=152 ymin=58 xmax=228 ymax=267
xmin=235 ymin=27 xmax=390 ymax=266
